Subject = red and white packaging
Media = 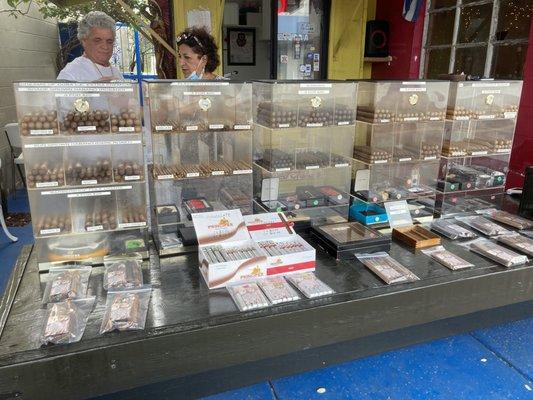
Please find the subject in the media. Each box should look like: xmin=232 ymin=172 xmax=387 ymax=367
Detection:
xmin=244 ymin=213 xmax=316 ymax=277
xmin=192 ymin=210 xmax=268 ymax=289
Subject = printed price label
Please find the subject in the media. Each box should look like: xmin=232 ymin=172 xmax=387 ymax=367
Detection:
xmin=233 ymin=169 xmax=252 ymax=175
xmin=337 ymin=121 xmax=350 ymax=125
xmin=157 ymin=174 xmax=174 ymax=180
xmin=399 ymin=158 xmax=412 ymax=162
xmin=30 ymin=129 xmax=54 ymax=135
xmin=40 ymin=228 xmax=60 ymax=235
xmin=479 ymin=114 xmax=496 ymax=120
xmin=306 ymin=123 xmax=323 ymax=127
xmin=234 ymin=124 xmax=251 ymax=130
xmin=278 ymin=123 xmax=290 ymax=128
xmin=209 ymin=124 xmax=224 ymax=130
xmin=87 ymin=225 xmax=103 ymax=232
xmin=504 ymin=112 xmax=517 ymax=119
xmin=77 ymin=126 xmax=97 ymax=132
xmin=186 ymin=172 xmax=200 ymax=178
xmin=81 ymin=179 xmax=98 ymax=185
xmin=155 ymin=125 xmax=173 ymax=131
xmin=335 ymin=163 xmax=349 ymax=168
xmin=119 ymin=222 xmax=147 ymax=228
xmin=124 ymin=175 xmax=141 ymax=181
xmin=455 ymin=116 xmax=470 ymax=121
xmin=211 ymin=170 xmax=225 ymax=176
xmin=186 ymin=125 xmax=199 ymax=131
xmin=306 ymin=165 xmax=320 ymax=170
xmin=374 ymin=160 xmax=388 ymax=164
xmin=424 ymin=156 xmax=437 ymax=160
xmin=119 ymin=127 xmax=136 ymax=132
xmin=403 ymin=117 xmax=419 ymax=121
xmin=36 ymin=181 xmax=59 ymax=188
xmin=275 ymin=167 xmax=290 ymax=172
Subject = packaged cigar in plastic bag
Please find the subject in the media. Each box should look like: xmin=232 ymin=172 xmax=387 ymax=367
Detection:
xmin=421 ymin=245 xmax=474 ymax=270
xmin=355 ymin=252 xmax=419 ymax=284
xmin=41 ymin=297 xmax=95 ymax=345
xmin=42 ymin=265 xmax=92 ymax=303
xmin=497 ymin=233 xmax=533 ymax=257
xmin=462 ymin=238 xmax=528 ymax=267
xmin=227 ymin=283 xmax=270 ymax=312
xmin=258 ymin=276 xmax=300 ymax=304
xmin=286 ymin=272 xmax=335 ymax=298
xmin=431 ymin=219 xmax=477 ymax=240
xmin=481 ymin=209 xmax=533 ymax=230
xmin=100 ymin=286 xmax=151 ymax=334
xmin=103 ymin=255 xmax=143 ymax=291
xmin=456 ymin=215 xmax=511 ymax=237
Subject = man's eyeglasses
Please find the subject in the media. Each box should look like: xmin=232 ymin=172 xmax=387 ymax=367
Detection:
xmin=177 ymin=33 xmax=204 ymax=49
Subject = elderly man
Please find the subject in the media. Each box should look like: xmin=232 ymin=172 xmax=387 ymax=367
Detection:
xmin=57 ymin=11 xmax=123 ymax=81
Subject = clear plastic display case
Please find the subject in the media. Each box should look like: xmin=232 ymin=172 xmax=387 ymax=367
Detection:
xmin=14 ymin=81 xmax=148 ymax=269
xmin=356 ymin=80 xmax=449 ymax=123
xmin=446 ymin=80 xmax=522 ymax=120
xmin=442 ymin=119 xmax=516 ymax=157
xmin=145 ymin=80 xmax=254 ymax=255
xmin=436 ymin=80 xmax=522 ymax=216
xmin=350 ymin=81 xmax=448 ymax=226
xmin=252 ymin=81 xmax=357 ymax=228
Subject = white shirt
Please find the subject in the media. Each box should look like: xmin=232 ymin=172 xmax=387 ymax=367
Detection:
xmin=57 ymin=56 xmax=124 ymax=82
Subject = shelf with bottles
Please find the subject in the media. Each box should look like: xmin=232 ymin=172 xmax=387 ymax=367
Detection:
xmin=253 ymin=81 xmax=357 ymax=129
xmin=441 ymin=118 xmax=516 ymax=158
xmin=436 ymin=153 xmax=508 ymax=194
xmin=14 ymin=82 xmax=142 ymax=137
xmin=144 ymin=80 xmax=253 ymax=133
xmin=22 ymin=134 xmax=145 ymax=190
xmin=355 ymin=80 xmax=449 ymax=123
xmin=446 ymin=80 xmax=522 ymax=121
xmin=351 ymin=158 xmax=439 ymax=204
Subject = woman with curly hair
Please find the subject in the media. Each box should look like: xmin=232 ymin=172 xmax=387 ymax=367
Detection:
xmin=177 ymin=27 xmax=226 ymax=80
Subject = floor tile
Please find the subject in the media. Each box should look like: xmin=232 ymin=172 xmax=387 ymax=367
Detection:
xmin=271 ymin=334 xmax=533 ymax=400
xmin=472 ymin=318 xmax=533 ymax=381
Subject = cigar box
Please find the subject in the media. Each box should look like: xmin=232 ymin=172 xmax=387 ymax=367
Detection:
xmin=349 ymin=202 xmax=388 ymax=225
xmin=156 ymin=204 xmax=179 ymax=225
xmin=311 ymin=221 xmax=390 ymax=260
xmin=192 ymin=210 xmax=268 ymax=289
xmin=392 ymin=225 xmax=441 ymax=249
xmin=244 ymin=213 xmax=315 ymax=276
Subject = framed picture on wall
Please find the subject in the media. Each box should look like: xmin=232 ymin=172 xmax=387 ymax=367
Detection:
xmin=227 ymin=27 xmax=256 ymax=66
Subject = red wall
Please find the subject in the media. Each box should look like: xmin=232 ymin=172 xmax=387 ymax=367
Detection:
xmin=507 ymin=16 xmax=533 ymax=188
xmin=371 ymin=0 xmax=426 ymax=80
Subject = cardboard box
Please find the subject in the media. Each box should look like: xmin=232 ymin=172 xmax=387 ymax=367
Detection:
xmin=244 ymin=213 xmax=316 ymax=276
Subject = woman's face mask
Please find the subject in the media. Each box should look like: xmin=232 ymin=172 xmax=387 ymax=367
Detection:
xmin=187 ymin=71 xmax=203 ymax=80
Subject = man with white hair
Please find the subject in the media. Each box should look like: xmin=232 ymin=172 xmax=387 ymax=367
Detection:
xmin=57 ymin=11 xmax=123 ymax=81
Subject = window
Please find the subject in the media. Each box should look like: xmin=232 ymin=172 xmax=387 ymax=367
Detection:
xmin=422 ymin=0 xmax=533 ymax=79
xmin=113 ymin=23 xmax=158 ymax=80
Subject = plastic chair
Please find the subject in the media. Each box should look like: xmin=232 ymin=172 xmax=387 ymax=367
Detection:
xmin=4 ymin=123 xmax=25 ymax=195
xmin=0 ymin=158 xmax=18 ymax=242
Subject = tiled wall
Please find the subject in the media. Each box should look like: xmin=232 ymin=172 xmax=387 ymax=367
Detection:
xmin=0 ymin=1 xmax=58 ymax=194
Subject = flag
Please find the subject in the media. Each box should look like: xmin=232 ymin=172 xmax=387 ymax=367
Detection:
xmin=403 ymin=0 xmax=423 ymax=22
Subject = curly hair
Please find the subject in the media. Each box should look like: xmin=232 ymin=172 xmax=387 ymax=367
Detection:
xmin=77 ymin=11 xmax=116 ymax=42
xmin=177 ymin=27 xmax=220 ymax=73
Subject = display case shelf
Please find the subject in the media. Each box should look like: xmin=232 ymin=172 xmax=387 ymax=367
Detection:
xmin=14 ymin=81 xmax=148 ymax=268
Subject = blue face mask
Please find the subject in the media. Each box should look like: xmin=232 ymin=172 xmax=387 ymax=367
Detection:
xmin=187 ymin=71 xmax=202 ymax=80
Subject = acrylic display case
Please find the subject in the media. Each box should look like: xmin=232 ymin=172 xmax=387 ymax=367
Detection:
xmin=435 ymin=80 xmax=522 ymax=216
xmin=14 ymin=82 xmax=148 ymax=270
xmin=252 ymin=81 xmax=358 ymax=229
xmin=145 ymin=80 xmax=254 ymax=255
xmin=356 ymin=80 xmax=449 ymax=123
xmin=435 ymin=154 xmax=509 ymax=216
xmin=446 ymin=81 xmax=522 ymax=120
xmin=350 ymin=81 xmax=448 ymax=226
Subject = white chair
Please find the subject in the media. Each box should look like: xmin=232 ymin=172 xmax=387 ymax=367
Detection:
xmin=0 ymin=158 xmax=18 ymax=242
xmin=4 ymin=123 xmax=25 ymax=195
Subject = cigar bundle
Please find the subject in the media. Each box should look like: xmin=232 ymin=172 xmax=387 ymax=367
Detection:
xmin=19 ymin=110 xmax=58 ymax=136
xmin=27 ymin=162 xmax=65 ymax=188
xmin=100 ymin=286 xmax=151 ymax=333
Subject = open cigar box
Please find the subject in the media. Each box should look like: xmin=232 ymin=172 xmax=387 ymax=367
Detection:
xmin=392 ymin=225 xmax=441 ymax=249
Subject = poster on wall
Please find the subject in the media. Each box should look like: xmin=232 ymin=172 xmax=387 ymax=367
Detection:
xmin=227 ymin=27 xmax=256 ymax=66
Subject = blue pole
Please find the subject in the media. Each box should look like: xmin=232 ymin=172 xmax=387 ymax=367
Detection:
xmin=134 ymin=29 xmax=144 ymax=105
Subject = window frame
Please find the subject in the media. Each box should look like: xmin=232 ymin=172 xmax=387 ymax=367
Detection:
xmin=420 ymin=0 xmax=530 ymax=78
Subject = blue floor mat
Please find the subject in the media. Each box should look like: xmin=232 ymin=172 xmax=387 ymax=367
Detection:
xmin=472 ymin=318 xmax=533 ymax=381
xmin=201 ymin=383 xmax=276 ymax=400
xmin=270 ymin=334 xmax=533 ymax=400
